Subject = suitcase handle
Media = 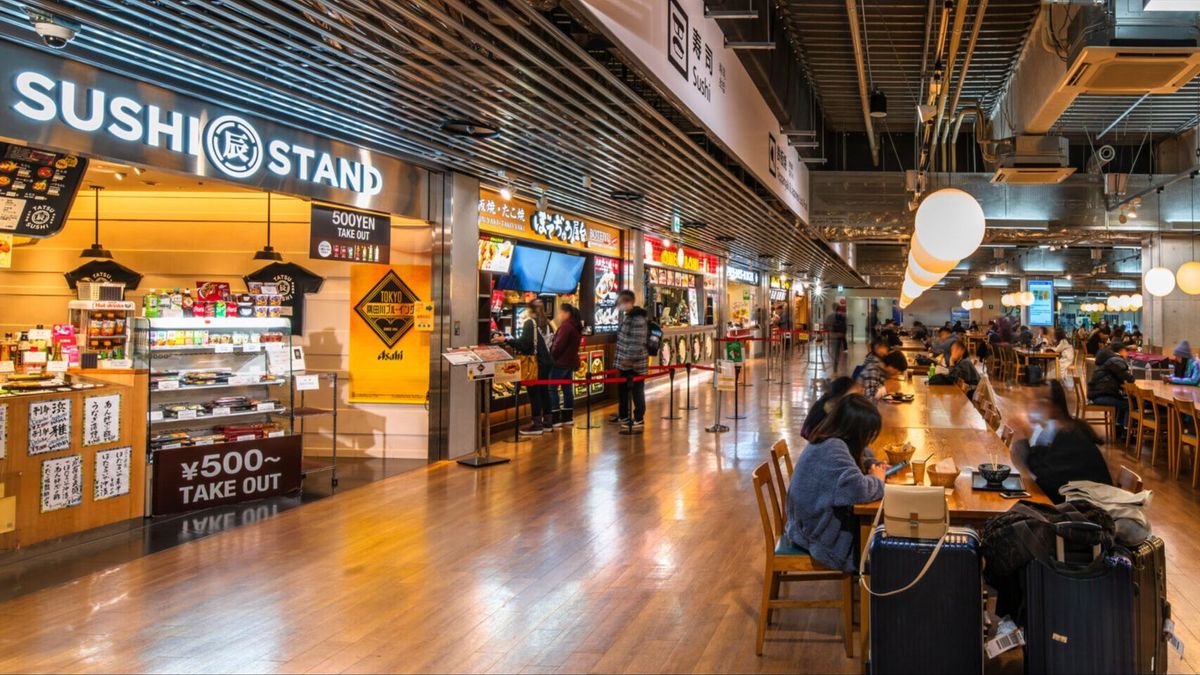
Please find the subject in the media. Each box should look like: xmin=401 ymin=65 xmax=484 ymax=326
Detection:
xmin=1053 ymin=521 xmax=1103 ymax=563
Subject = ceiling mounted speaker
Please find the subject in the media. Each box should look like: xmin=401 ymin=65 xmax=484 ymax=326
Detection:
xmin=869 ymin=88 xmax=887 ymax=119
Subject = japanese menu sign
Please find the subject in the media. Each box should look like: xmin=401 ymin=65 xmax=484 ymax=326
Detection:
xmin=478 ymin=189 xmax=621 ymax=256
xmin=83 ymin=394 xmax=121 ymax=447
xmin=40 ymin=454 xmax=83 ymax=512
xmin=0 ymin=142 xmax=89 ymax=238
xmin=593 ymin=256 xmax=621 ymax=333
xmin=309 ymin=202 xmax=391 ymax=264
xmin=28 ymin=398 xmax=71 ymax=455
xmin=94 ymin=446 xmax=132 ymax=501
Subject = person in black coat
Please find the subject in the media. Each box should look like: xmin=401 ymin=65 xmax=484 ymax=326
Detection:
xmin=1011 ymin=380 xmax=1113 ymax=503
xmin=1087 ymin=341 xmax=1135 ymax=435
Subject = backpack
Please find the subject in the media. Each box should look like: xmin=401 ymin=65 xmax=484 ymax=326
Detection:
xmin=1024 ymin=363 xmax=1045 ymax=386
xmin=646 ymin=320 xmax=663 ymax=358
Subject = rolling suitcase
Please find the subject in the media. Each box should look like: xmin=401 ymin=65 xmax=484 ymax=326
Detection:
xmin=868 ymin=526 xmax=984 ymax=674
xmin=1024 ymin=521 xmax=1136 ymax=674
xmin=1129 ymin=536 xmax=1170 ymax=674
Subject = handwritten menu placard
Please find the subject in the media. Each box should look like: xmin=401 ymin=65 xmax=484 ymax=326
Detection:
xmin=83 ymin=394 xmax=121 ymax=447
xmin=0 ymin=403 xmax=7 ymax=459
xmin=40 ymin=454 xmax=82 ymax=512
xmin=28 ymin=398 xmax=71 ymax=455
xmin=94 ymin=446 xmax=131 ymax=501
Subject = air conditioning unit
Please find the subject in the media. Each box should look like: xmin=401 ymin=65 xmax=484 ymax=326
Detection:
xmin=991 ymin=135 xmax=1075 ymax=185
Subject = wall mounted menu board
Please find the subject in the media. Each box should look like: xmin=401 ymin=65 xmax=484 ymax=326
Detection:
xmin=593 ymin=256 xmax=620 ymax=333
xmin=478 ymin=236 xmax=515 ymax=273
xmin=40 ymin=454 xmax=83 ymax=513
xmin=309 ymin=202 xmax=391 ymax=264
xmin=28 ymin=398 xmax=71 ymax=455
xmin=94 ymin=446 xmax=132 ymax=501
xmin=0 ymin=142 xmax=89 ymax=238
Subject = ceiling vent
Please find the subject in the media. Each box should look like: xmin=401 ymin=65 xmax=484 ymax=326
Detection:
xmin=991 ymin=135 xmax=1076 ymax=185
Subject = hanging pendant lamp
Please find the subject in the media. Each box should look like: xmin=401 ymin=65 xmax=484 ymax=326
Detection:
xmin=1146 ymin=189 xmax=1175 ymax=297
xmin=253 ymin=192 xmax=283 ymax=261
xmin=80 ymin=185 xmax=112 ymax=259
xmin=1178 ymin=172 xmax=1200 ymax=294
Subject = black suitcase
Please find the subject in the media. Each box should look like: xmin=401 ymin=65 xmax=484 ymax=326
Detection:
xmin=1024 ymin=363 xmax=1045 ymax=386
xmin=868 ymin=527 xmax=983 ymax=674
xmin=1024 ymin=522 xmax=1136 ymax=674
xmin=1129 ymin=536 xmax=1170 ymax=674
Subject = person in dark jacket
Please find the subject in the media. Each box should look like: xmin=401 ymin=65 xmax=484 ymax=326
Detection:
xmin=1088 ymin=341 xmax=1135 ymax=436
xmin=1011 ymin=380 xmax=1113 ymax=503
xmin=547 ymin=303 xmax=583 ymax=429
xmin=1086 ymin=326 xmax=1109 ymax=356
xmin=947 ymin=340 xmax=980 ymax=397
xmin=800 ymin=376 xmax=861 ymax=439
xmin=611 ymin=289 xmax=649 ymax=428
xmin=498 ymin=299 xmax=555 ymax=435
xmin=786 ymin=394 xmax=887 ymax=572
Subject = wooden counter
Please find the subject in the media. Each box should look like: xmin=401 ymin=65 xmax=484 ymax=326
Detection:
xmin=0 ymin=372 xmax=145 ymax=550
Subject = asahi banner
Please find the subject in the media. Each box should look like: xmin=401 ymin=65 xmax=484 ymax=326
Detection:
xmin=572 ymin=0 xmax=810 ymax=224
xmin=0 ymin=41 xmax=427 ymax=219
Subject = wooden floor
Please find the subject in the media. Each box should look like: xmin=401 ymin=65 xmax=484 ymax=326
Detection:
xmin=0 ymin=348 xmax=1197 ymax=673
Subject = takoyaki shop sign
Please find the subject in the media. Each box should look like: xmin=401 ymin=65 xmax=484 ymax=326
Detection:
xmin=478 ymin=189 xmax=621 ymax=256
xmin=0 ymin=40 xmax=426 ymax=219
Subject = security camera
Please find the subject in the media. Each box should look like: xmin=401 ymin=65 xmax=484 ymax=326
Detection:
xmin=26 ymin=9 xmax=81 ymax=49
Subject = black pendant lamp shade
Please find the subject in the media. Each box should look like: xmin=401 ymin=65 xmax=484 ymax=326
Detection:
xmin=869 ymin=88 xmax=888 ymax=119
xmin=254 ymin=192 xmax=283 ymax=261
xmin=80 ymin=185 xmax=112 ymax=259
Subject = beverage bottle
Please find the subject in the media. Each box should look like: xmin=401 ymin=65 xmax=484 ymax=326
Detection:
xmin=182 ymin=289 xmax=195 ymax=317
xmin=928 ymin=363 xmax=936 ymax=378
xmin=145 ymin=289 xmax=159 ymax=318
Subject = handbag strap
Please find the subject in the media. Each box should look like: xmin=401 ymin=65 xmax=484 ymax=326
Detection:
xmin=858 ymin=498 xmax=949 ymax=598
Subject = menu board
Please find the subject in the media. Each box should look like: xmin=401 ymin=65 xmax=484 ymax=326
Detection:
xmin=28 ymin=398 xmax=71 ymax=455
xmin=589 ymin=350 xmax=606 ymax=395
xmin=83 ymin=393 xmax=121 ymax=447
xmin=593 ymin=256 xmax=620 ymax=333
xmin=648 ymin=267 xmax=697 ymax=289
xmin=309 ymin=202 xmax=391 ymax=264
xmin=40 ymin=454 xmax=83 ymax=512
xmin=478 ymin=236 xmax=515 ymax=273
xmin=94 ymin=446 xmax=132 ymax=501
xmin=1027 ymin=279 xmax=1055 ymax=327
xmin=0 ymin=142 xmax=89 ymax=238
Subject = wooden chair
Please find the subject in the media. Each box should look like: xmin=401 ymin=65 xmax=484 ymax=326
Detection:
xmin=1173 ymin=397 xmax=1200 ymax=487
xmin=1117 ymin=466 xmax=1144 ymax=493
xmin=768 ymin=439 xmax=794 ymax=524
xmin=1123 ymin=382 xmax=1144 ymax=457
xmin=1012 ymin=348 xmax=1028 ymax=384
xmin=752 ymin=463 xmax=853 ymax=657
xmin=1074 ymin=376 xmax=1115 ymax=443
xmin=1131 ymin=385 xmax=1166 ymax=467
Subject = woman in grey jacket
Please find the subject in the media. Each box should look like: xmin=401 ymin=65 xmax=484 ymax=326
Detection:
xmin=785 ymin=394 xmax=887 ymax=572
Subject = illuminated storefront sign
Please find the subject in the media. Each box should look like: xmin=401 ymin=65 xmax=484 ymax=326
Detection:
xmin=477 ymin=189 xmax=621 ymax=255
xmin=726 ymin=265 xmax=760 ymax=285
xmin=643 ymin=235 xmax=718 ymax=275
xmin=0 ymin=41 xmax=426 ymax=217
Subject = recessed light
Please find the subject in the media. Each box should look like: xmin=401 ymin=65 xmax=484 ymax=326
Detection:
xmin=440 ymin=118 xmax=500 ymax=139
xmin=610 ymin=190 xmax=645 ymax=202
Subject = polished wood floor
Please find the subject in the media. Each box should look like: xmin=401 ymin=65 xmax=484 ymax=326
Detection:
xmin=0 ymin=347 xmax=1197 ymax=673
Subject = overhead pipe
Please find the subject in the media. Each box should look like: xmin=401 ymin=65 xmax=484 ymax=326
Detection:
xmin=918 ymin=0 xmax=953 ymax=170
xmin=940 ymin=0 xmax=987 ymax=171
xmin=845 ymin=0 xmax=880 ymax=166
xmin=928 ymin=0 xmax=971 ymax=173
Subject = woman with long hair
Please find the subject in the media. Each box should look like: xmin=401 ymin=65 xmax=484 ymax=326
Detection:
xmin=499 ymin=298 xmax=555 ymax=435
xmin=1011 ymin=380 xmax=1112 ymax=503
xmin=799 ymin=376 xmax=860 ymax=440
xmin=547 ymin=303 xmax=583 ymax=428
xmin=785 ymin=394 xmax=887 ymax=571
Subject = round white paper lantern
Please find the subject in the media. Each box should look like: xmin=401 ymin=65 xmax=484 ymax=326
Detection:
xmin=907 ymin=253 xmax=945 ymax=286
xmin=1117 ymin=294 xmax=1131 ymax=311
xmin=909 ymin=237 xmax=959 ymax=275
xmin=1145 ymin=266 xmax=1176 ymax=297
xmin=913 ymin=188 xmax=987 ymax=264
xmin=1177 ymin=261 xmax=1200 ymax=295
xmin=1022 ymin=291 xmax=1035 ymax=306
xmin=1131 ymin=293 xmax=1144 ymax=309
xmin=902 ymin=276 xmax=927 ymax=300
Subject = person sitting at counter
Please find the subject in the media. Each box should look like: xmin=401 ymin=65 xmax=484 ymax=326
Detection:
xmin=1011 ymin=380 xmax=1112 ymax=504
xmin=858 ymin=350 xmax=908 ymax=400
xmin=947 ymin=340 xmax=980 ymax=397
xmin=800 ymin=376 xmax=862 ymax=440
xmin=879 ymin=320 xmax=902 ymax=348
xmin=912 ymin=321 xmax=929 ymax=342
xmin=1088 ymin=341 xmax=1135 ymax=437
xmin=1016 ymin=324 xmax=1034 ymax=348
xmin=1168 ymin=340 xmax=1200 ymax=386
xmin=1031 ymin=326 xmax=1052 ymax=351
xmin=1086 ymin=325 xmax=1109 ymax=356
xmin=785 ymin=394 xmax=887 ymax=572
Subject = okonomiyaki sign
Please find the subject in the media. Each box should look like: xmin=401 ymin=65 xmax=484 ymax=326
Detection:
xmin=0 ymin=41 xmax=426 ymax=218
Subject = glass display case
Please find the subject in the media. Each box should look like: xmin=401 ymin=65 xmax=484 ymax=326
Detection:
xmin=133 ymin=317 xmax=302 ymax=515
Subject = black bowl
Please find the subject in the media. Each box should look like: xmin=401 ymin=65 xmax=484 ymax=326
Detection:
xmin=979 ymin=463 xmax=1012 ymax=485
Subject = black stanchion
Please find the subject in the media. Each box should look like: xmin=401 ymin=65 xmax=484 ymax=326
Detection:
xmin=507 ymin=380 xmax=526 ymax=444
xmin=728 ymin=365 xmax=746 ymax=420
xmin=706 ymin=368 xmax=729 ymax=433
xmin=581 ymin=367 xmax=600 ymax=430
xmin=764 ymin=339 xmax=775 ymax=382
xmin=681 ymin=363 xmax=697 ymax=411
xmin=459 ymin=379 xmax=511 ymax=467
xmin=662 ymin=368 xmax=682 ymax=420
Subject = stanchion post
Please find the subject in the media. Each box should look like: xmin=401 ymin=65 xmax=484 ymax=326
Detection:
xmin=681 ymin=363 xmax=697 ymax=411
xmin=729 ymin=365 xmax=746 ymax=420
xmin=508 ymin=380 xmax=526 ymax=444
xmin=582 ymin=366 xmax=600 ymax=431
xmin=706 ymin=374 xmax=729 ymax=433
xmin=662 ymin=367 xmax=681 ymax=420
xmin=765 ymin=338 xmax=775 ymax=382
xmin=458 ymin=378 xmax=511 ymax=467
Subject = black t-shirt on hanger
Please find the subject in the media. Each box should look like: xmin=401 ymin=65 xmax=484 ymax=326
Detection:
xmin=64 ymin=260 xmax=143 ymax=290
xmin=244 ymin=262 xmax=325 ymax=336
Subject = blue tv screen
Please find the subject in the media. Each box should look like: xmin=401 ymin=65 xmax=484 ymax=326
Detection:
xmin=496 ymin=245 xmax=551 ymax=292
xmin=542 ymin=251 xmax=585 ymax=293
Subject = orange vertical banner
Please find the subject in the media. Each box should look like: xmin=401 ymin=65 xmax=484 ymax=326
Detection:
xmin=349 ymin=263 xmax=431 ymax=404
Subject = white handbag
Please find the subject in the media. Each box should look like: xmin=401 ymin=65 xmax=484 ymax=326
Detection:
xmin=859 ymin=484 xmax=950 ymax=597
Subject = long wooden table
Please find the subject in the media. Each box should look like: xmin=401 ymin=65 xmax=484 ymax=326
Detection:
xmin=1133 ymin=380 xmax=1200 ymax=477
xmin=854 ymin=379 xmax=1051 ymax=663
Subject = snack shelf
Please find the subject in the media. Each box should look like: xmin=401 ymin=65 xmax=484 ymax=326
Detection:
xmin=138 ymin=317 xmax=291 ymax=330
xmin=147 ymin=343 xmax=287 ymax=353
xmin=150 ymin=406 xmax=289 ymax=427
xmin=150 ymin=377 xmax=288 ymax=392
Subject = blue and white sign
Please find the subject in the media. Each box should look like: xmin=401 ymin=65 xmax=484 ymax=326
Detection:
xmin=0 ymin=41 xmax=426 ymax=218
xmin=1027 ymin=279 xmax=1055 ymax=327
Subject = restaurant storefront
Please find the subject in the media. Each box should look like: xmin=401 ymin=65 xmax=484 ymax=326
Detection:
xmin=0 ymin=39 xmax=466 ymax=546
xmin=642 ymin=235 xmax=720 ymax=366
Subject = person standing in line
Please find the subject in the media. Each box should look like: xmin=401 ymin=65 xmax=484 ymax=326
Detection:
xmin=498 ymin=299 xmax=555 ymax=435
xmin=547 ymin=303 xmax=583 ymax=428
xmin=611 ymin=289 xmax=648 ymax=428
xmin=830 ymin=306 xmax=848 ymax=372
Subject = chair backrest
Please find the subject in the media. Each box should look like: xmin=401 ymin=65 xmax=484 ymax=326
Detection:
xmin=1123 ymin=382 xmax=1141 ymax=410
xmin=768 ymin=439 xmax=793 ymax=523
xmin=753 ymin=463 xmax=784 ymax=556
xmin=1175 ymin=396 xmax=1197 ymax=433
xmin=1117 ymin=466 xmax=1143 ymax=493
